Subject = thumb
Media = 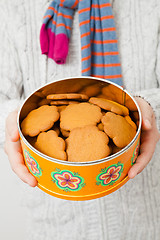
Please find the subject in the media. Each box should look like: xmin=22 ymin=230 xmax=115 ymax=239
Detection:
xmin=6 ymin=110 xmax=20 ymax=142
xmin=135 ymin=97 xmax=153 ymax=130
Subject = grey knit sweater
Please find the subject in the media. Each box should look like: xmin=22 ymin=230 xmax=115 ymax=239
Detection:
xmin=0 ymin=0 xmax=160 ymax=239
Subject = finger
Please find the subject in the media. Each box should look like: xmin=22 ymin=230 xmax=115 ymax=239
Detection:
xmin=143 ymin=119 xmax=152 ymax=130
xmin=128 ymin=131 xmax=156 ymax=179
xmin=7 ymin=140 xmax=38 ymax=187
xmin=6 ymin=110 xmax=20 ymax=142
xmin=13 ymin=159 xmax=38 ymax=187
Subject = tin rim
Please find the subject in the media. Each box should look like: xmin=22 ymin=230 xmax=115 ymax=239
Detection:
xmin=38 ymin=175 xmax=129 ymax=201
xmin=17 ymin=76 xmax=142 ymax=166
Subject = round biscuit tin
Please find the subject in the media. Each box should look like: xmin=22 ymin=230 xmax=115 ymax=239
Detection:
xmin=17 ymin=77 xmax=142 ymax=201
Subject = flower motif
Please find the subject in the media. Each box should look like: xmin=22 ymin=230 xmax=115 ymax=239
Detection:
xmin=97 ymin=163 xmax=123 ymax=186
xmin=51 ymin=170 xmax=85 ymax=191
xmin=24 ymin=150 xmax=42 ymax=177
xmin=131 ymin=140 xmax=140 ymax=165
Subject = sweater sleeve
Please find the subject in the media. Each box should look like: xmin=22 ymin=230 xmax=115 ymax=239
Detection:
xmin=0 ymin=2 xmax=23 ymax=145
xmin=134 ymin=88 xmax=160 ymax=131
xmin=134 ymin=28 xmax=160 ymax=131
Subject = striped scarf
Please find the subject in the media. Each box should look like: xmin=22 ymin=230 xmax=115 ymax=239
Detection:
xmin=40 ymin=0 xmax=123 ymax=86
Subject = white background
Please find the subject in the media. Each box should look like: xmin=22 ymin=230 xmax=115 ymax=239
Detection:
xmin=0 ymin=148 xmax=27 ymax=240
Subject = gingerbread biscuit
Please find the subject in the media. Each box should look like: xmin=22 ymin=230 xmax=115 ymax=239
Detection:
xmin=50 ymin=100 xmax=79 ymax=106
xmin=101 ymin=112 xmax=136 ymax=148
xmin=79 ymin=83 xmax=101 ymax=97
xmin=34 ymin=130 xmax=67 ymax=160
xmin=21 ymin=105 xmax=59 ymax=137
xmin=60 ymin=102 xmax=102 ymax=131
xmin=89 ymin=97 xmax=129 ymax=116
xmin=124 ymin=115 xmax=137 ymax=130
xmin=97 ymin=122 xmax=104 ymax=131
xmin=101 ymin=85 xmax=121 ymax=103
xmin=66 ymin=125 xmax=110 ymax=162
xmin=57 ymin=105 xmax=67 ymax=113
xmin=47 ymin=93 xmax=89 ymax=101
xmin=60 ymin=129 xmax=70 ymax=138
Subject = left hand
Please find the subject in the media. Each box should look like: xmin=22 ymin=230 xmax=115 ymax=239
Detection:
xmin=128 ymin=97 xmax=160 ymax=179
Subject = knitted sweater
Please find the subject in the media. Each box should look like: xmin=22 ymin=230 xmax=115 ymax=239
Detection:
xmin=0 ymin=0 xmax=160 ymax=239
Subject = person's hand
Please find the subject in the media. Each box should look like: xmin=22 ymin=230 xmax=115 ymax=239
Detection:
xmin=4 ymin=110 xmax=38 ymax=187
xmin=128 ymin=97 xmax=160 ymax=179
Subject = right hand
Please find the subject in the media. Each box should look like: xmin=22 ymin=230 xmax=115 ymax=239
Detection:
xmin=4 ymin=110 xmax=38 ymax=187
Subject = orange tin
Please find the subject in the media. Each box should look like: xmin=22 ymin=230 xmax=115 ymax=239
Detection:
xmin=17 ymin=77 xmax=142 ymax=201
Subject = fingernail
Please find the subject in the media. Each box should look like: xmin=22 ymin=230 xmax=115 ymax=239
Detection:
xmin=145 ymin=119 xmax=152 ymax=128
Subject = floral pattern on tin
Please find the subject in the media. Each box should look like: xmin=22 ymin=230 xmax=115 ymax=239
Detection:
xmin=24 ymin=149 xmax=42 ymax=178
xmin=131 ymin=140 xmax=140 ymax=166
xmin=96 ymin=163 xmax=124 ymax=186
xmin=51 ymin=169 xmax=85 ymax=192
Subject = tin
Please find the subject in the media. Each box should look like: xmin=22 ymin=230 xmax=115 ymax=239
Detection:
xmin=17 ymin=77 xmax=142 ymax=201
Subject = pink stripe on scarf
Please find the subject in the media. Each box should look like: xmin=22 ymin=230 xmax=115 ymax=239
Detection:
xmin=40 ymin=24 xmax=69 ymax=64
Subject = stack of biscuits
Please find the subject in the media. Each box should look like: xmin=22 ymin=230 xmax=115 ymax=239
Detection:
xmin=21 ymin=92 xmax=137 ymax=162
